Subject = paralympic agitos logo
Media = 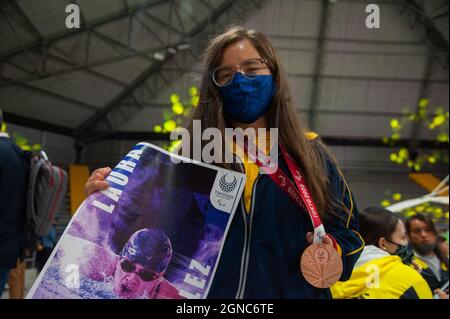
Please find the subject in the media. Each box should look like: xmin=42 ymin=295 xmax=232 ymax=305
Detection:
xmin=219 ymin=174 xmax=237 ymax=193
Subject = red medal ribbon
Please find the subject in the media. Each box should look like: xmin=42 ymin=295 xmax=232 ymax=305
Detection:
xmin=240 ymin=139 xmax=326 ymax=243
xmin=236 ymin=135 xmax=344 ymax=287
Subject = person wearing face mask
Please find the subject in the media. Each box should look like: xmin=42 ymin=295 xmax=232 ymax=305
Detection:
xmin=331 ymin=207 xmax=432 ymax=299
xmin=85 ymin=26 xmax=365 ymax=298
xmin=406 ymin=214 xmax=449 ymax=294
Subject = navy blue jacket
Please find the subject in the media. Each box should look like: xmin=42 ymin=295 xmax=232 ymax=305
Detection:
xmin=0 ymin=136 xmax=30 ymax=269
xmin=208 ymin=141 xmax=364 ymax=298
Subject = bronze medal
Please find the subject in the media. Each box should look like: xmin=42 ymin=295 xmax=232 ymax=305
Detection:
xmin=300 ymin=243 xmax=343 ymax=289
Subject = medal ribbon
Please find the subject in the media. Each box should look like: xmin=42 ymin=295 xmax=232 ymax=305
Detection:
xmin=239 ymin=138 xmax=326 ymax=244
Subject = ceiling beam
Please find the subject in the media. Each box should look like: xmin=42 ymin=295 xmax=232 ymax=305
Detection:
xmin=0 ymin=77 xmax=99 ymax=112
xmin=0 ymin=0 xmax=169 ymax=59
xmin=4 ymin=113 xmax=447 ymax=150
xmin=307 ymin=0 xmax=330 ymax=131
xmin=96 ymin=130 xmax=450 ymax=150
xmin=7 ymin=0 xmax=42 ymax=40
xmin=2 ymin=111 xmax=74 ymax=137
xmin=399 ymin=0 xmax=449 ymax=67
xmin=75 ymin=0 xmax=273 ymax=144
xmin=0 ymin=46 xmax=128 ymax=89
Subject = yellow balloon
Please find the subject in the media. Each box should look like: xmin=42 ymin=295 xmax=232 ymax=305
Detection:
xmin=419 ymin=98 xmax=429 ymax=108
xmin=189 ymin=87 xmax=198 ymax=97
xmin=437 ymin=133 xmax=449 ymax=142
xmin=163 ymin=120 xmax=176 ymax=132
xmin=381 ymin=200 xmax=391 ymax=207
xmin=428 ymin=156 xmax=437 ymax=164
xmin=170 ymin=94 xmax=180 ymax=104
xmin=172 ymin=102 xmax=184 ymax=115
xmin=191 ymin=96 xmax=199 ymax=107
xmin=406 ymin=211 xmax=416 ymax=218
xmin=416 ymin=206 xmax=425 ymax=212
xmin=399 ymin=148 xmax=409 ymax=159
xmin=434 ymin=210 xmax=443 ymax=219
xmin=433 ymin=115 xmax=445 ymax=126
xmin=390 ymin=119 xmax=400 ymax=129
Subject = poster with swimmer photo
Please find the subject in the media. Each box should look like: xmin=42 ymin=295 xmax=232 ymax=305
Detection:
xmin=27 ymin=142 xmax=246 ymax=299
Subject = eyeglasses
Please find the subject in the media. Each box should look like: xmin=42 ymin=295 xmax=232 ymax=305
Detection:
xmin=211 ymin=58 xmax=270 ymax=87
xmin=120 ymin=259 xmax=162 ymax=281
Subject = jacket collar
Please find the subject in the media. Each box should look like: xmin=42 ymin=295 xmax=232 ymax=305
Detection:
xmin=355 ymin=245 xmax=390 ymax=268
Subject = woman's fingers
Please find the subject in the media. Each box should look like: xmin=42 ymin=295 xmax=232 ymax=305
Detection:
xmin=306 ymin=232 xmax=334 ymax=246
xmin=85 ymin=180 xmax=109 ymax=196
xmin=306 ymin=232 xmax=314 ymax=244
xmin=87 ymin=167 xmax=111 ymax=183
xmin=84 ymin=167 xmax=111 ymax=196
xmin=435 ymin=289 xmax=449 ymax=299
xmin=322 ymin=235 xmax=334 ymax=246
xmin=91 ymin=167 xmax=111 ymax=180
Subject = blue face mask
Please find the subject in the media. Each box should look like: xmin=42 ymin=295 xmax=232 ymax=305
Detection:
xmin=217 ymin=73 xmax=276 ymax=124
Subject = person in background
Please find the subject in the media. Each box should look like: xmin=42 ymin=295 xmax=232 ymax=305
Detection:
xmin=438 ymin=234 xmax=449 ymax=258
xmin=405 ymin=214 xmax=449 ymax=294
xmin=332 ymin=207 xmax=432 ymax=299
xmin=0 ymin=109 xmax=31 ymax=296
xmin=36 ymin=222 xmax=57 ymax=273
xmin=7 ymin=260 xmax=26 ymax=299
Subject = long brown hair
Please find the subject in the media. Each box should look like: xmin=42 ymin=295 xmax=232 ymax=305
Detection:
xmin=185 ymin=26 xmax=348 ymax=221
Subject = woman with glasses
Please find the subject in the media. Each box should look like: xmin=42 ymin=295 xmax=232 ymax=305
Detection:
xmin=85 ymin=26 xmax=364 ymax=298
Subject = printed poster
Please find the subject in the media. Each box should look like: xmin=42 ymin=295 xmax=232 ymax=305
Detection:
xmin=27 ymin=142 xmax=245 ymax=299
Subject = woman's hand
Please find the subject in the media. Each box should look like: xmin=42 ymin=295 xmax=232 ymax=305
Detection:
xmin=84 ymin=167 xmax=111 ymax=196
xmin=306 ymin=232 xmax=334 ymax=246
xmin=434 ymin=289 xmax=449 ymax=299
